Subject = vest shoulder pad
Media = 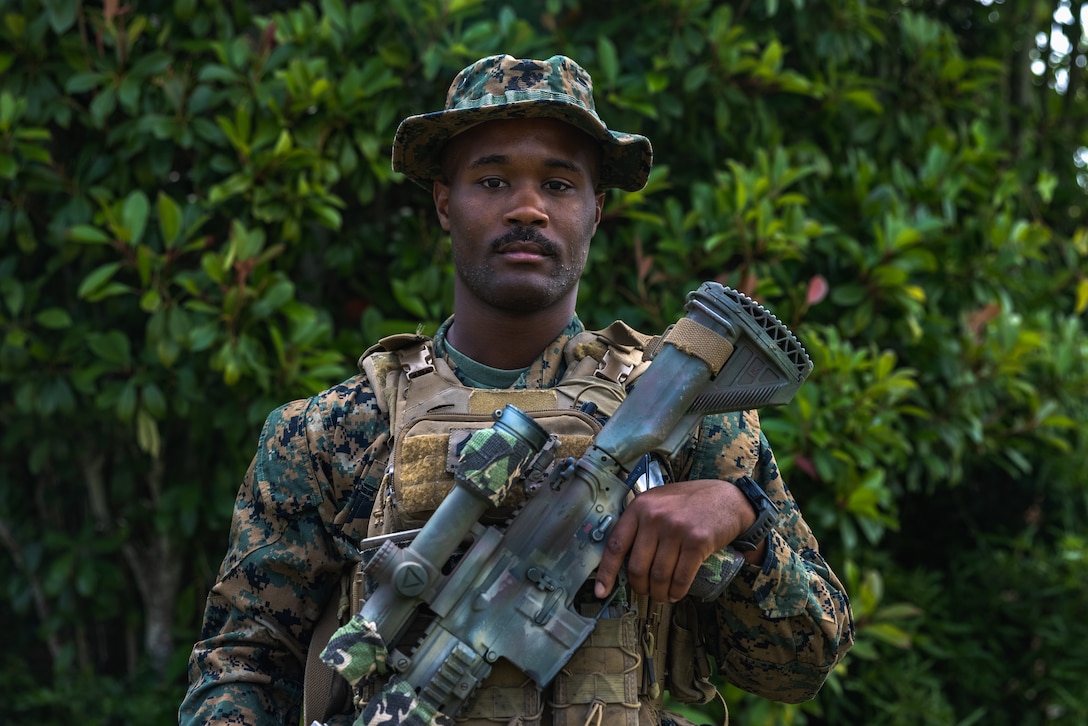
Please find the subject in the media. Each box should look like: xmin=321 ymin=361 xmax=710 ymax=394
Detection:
xmin=357 ymin=335 xmax=433 ymax=416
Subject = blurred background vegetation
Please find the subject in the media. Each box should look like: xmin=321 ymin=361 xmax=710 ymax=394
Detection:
xmin=2 ymin=0 xmax=1087 ymax=723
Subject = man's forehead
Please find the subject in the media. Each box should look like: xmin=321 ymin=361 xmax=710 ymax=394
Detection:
xmin=443 ymin=118 xmax=601 ymax=168
xmin=465 ymin=153 xmax=583 ymax=174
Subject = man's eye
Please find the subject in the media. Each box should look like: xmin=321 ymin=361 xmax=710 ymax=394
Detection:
xmin=481 ymin=178 xmax=505 ymax=189
xmin=545 ymin=180 xmax=572 ymax=191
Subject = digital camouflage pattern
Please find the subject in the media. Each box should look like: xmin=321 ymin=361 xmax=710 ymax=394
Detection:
xmin=180 ymin=317 xmax=855 ymax=724
xmin=392 ymin=54 xmax=652 ymax=192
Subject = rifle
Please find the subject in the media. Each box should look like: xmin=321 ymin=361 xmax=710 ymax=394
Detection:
xmin=320 ymin=282 xmax=813 ymax=720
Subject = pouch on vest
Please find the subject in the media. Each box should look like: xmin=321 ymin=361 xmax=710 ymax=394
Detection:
xmin=391 ymin=406 xmax=602 ymax=525
xmin=551 ymin=607 xmax=642 ymax=726
xmin=666 ymin=599 xmax=718 ymax=705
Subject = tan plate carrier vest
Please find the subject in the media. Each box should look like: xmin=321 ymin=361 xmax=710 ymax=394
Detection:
xmin=305 ymin=322 xmax=721 ymax=726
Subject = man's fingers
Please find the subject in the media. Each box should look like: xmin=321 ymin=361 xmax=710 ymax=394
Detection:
xmin=595 ymin=514 xmax=637 ymax=598
xmin=666 ymin=548 xmax=704 ymax=602
xmin=643 ymin=537 xmax=684 ymax=602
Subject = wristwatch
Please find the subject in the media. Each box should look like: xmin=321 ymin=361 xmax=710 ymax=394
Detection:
xmin=730 ymin=476 xmax=779 ymax=551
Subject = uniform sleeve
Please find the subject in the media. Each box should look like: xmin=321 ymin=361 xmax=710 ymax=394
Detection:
xmin=180 ymin=380 xmax=389 ymax=725
xmin=689 ymin=411 xmax=855 ymax=703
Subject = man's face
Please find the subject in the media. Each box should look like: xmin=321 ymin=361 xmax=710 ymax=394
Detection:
xmin=434 ymin=117 xmax=605 ymax=314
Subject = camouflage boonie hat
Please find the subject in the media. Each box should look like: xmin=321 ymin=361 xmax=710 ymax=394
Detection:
xmin=392 ymin=54 xmax=653 ymax=192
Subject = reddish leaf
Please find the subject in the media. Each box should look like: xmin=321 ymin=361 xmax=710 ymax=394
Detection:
xmin=806 ymin=275 xmax=829 ymax=305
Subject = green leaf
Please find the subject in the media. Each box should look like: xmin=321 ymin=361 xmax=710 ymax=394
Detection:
xmin=321 ymin=0 xmax=348 ymax=29
xmin=118 ymin=73 xmax=142 ymax=112
xmin=252 ymin=278 xmax=295 ymax=318
xmin=157 ymin=192 xmax=182 ymax=247
xmin=129 ymin=51 xmax=172 ymax=78
xmin=597 ymin=36 xmax=618 ymax=86
xmin=272 ymin=129 xmax=293 ymax=156
xmin=842 ymin=89 xmax=884 ymax=114
xmin=13 ymin=126 xmax=50 ymax=143
xmin=0 ymin=91 xmax=17 ymax=127
xmin=647 ymin=71 xmax=670 ymax=93
xmin=0 ymin=153 xmax=15 ymax=179
xmin=116 ymin=380 xmax=137 ymax=419
xmin=44 ymin=0 xmax=79 ymax=33
xmin=830 ymin=283 xmax=867 ymax=306
xmin=16 ymin=140 xmax=51 ymax=164
xmin=122 ymin=190 xmax=150 ymax=245
xmin=75 ymin=562 xmax=96 ymax=597
xmin=209 ymin=172 xmax=251 ymax=203
xmin=140 ymin=288 xmax=161 ymax=313
xmin=863 ymin=622 xmax=913 ymax=649
xmin=136 ymin=408 xmax=162 ymax=456
xmin=1 ymin=277 xmax=24 ymax=316
xmin=682 ymin=65 xmax=708 ymax=93
xmin=78 ymin=262 xmax=123 ymax=299
xmin=759 ymin=40 xmax=783 ymax=72
xmin=1035 ymin=171 xmax=1058 ymax=204
xmin=1076 ymin=279 xmax=1088 ymax=315
xmin=67 ymin=224 xmax=112 ymax=244
xmin=65 ymin=72 xmax=109 ymax=93
xmin=188 ymin=321 xmax=219 ymax=352
xmin=35 ymin=308 xmax=72 ymax=329
xmin=198 ymin=64 xmax=243 ymax=84
xmin=872 ymin=603 xmax=923 ymax=621
xmin=141 ymin=382 xmax=168 ymax=418
xmin=3 ymin=14 xmax=26 ymax=38
xmin=86 ymin=330 xmax=132 ymax=368
xmin=309 ymin=202 xmax=342 ymax=230
xmin=89 ymin=86 xmax=117 ymax=127
xmin=174 ymin=0 xmax=197 ymax=20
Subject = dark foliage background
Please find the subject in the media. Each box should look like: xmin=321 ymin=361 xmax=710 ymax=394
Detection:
xmin=2 ymin=0 xmax=1086 ymax=723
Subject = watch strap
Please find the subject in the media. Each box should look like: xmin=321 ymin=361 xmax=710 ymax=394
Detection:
xmin=730 ymin=475 xmax=779 ymax=552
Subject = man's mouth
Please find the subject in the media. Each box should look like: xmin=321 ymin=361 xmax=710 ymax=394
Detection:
xmin=491 ymin=227 xmax=558 ymax=258
xmin=496 ymin=240 xmax=551 ymax=257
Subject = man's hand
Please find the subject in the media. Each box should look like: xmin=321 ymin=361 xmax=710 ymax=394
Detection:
xmin=593 ymin=478 xmax=767 ymax=603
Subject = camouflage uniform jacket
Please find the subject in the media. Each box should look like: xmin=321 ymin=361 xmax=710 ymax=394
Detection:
xmin=180 ymin=316 xmax=855 ymax=725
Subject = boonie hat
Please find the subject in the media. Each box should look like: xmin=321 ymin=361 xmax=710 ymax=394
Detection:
xmin=392 ymin=54 xmax=652 ymax=192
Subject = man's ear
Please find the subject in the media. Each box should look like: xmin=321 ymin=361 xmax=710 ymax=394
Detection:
xmin=593 ymin=191 xmax=605 ymax=229
xmin=433 ymin=180 xmax=451 ymax=232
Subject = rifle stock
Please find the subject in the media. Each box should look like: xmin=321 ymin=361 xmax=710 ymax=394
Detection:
xmin=330 ymin=282 xmax=813 ymax=717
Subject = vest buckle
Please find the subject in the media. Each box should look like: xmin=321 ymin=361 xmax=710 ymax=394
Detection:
xmin=594 ymin=348 xmax=634 ymax=384
xmin=400 ymin=345 xmax=436 ymax=379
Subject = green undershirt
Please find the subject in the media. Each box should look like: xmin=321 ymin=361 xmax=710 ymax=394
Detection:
xmin=444 ymin=340 xmax=529 ymax=389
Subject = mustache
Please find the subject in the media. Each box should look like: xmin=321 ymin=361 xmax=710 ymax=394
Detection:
xmin=490 ymin=226 xmax=558 ymax=254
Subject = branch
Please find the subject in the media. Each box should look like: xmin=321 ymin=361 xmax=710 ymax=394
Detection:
xmin=0 ymin=517 xmax=61 ymax=661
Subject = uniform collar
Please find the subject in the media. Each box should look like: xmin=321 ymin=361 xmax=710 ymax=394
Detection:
xmin=432 ymin=315 xmax=585 ymax=389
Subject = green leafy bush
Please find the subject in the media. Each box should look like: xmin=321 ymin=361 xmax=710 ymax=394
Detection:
xmin=2 ymin=1 xmax=1085 ymax=724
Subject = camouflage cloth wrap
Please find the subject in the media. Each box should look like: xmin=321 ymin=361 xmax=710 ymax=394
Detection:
xmin=455 ymin=425 xmax=534 ymax=505
xmin=179 ymin=316 xmax=856 ymax=725
xmin=392 ymin=54 xmax=652 ymax=192
xmin=320 ymin=611 xmax=389 ymax=687
xmin=356 ymin=677 xmax=454 ymax=726
xmin=687 ymin=547 xmax=747 ymax=602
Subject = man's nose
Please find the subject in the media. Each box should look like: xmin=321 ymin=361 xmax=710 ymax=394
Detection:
xmin=503 ymin=185 xmax=548 ymax=227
